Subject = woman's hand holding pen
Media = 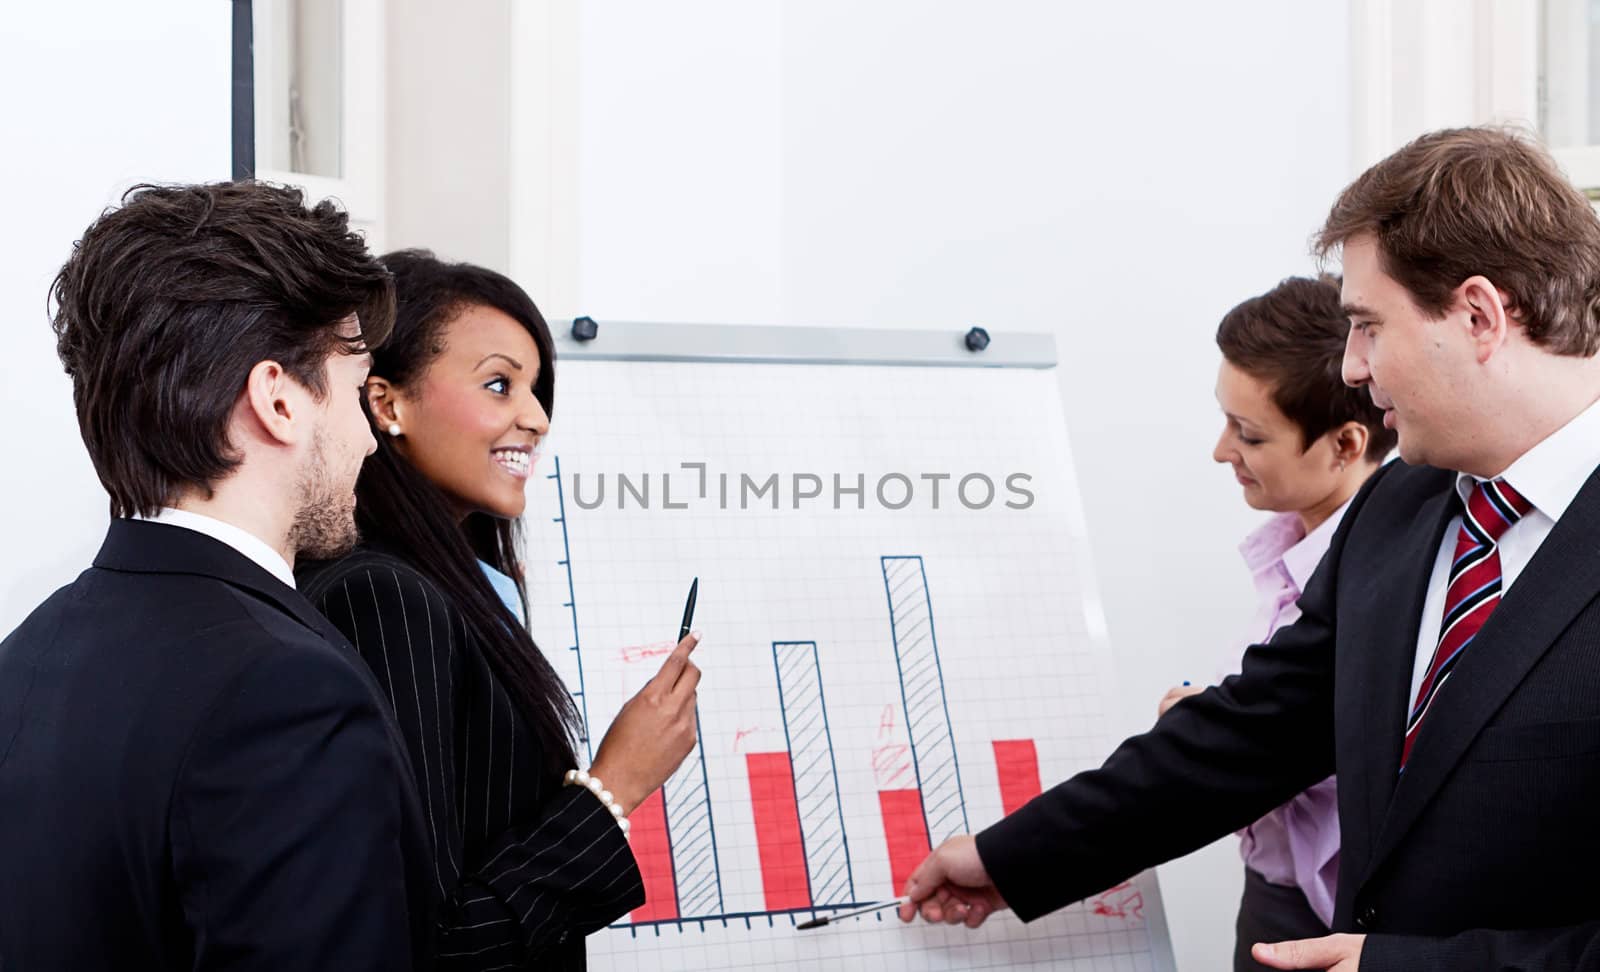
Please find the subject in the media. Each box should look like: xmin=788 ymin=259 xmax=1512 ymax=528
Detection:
xmin=589 ymin=632 xmax=701 ymax=815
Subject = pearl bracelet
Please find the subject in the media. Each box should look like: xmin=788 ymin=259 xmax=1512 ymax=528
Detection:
xmin=563 ymin=769 xmax=630 ymax=835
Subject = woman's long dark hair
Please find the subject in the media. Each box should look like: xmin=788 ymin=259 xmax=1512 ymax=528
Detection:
xmin=358 ymin=249 xmax=580 ymax=775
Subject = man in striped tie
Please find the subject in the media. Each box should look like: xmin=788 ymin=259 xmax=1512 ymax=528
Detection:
xmin=903 ymin=126 xmax=1600 ymax=971
xmin=1401 ymin=478 xmax=1534 ymax=770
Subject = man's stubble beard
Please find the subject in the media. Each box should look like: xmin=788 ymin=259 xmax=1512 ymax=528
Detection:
xmin=286 ymin=428 xmax=363 ymax=562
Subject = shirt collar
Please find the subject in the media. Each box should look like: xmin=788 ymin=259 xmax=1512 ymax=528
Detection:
xmin=1239 ymin=512 xmax=1305 ymax=573
xmin=1454 ymin=395 xmax=1600 ymax=523
xmin=1238 ymin=498 xmax=1354 ymax=596
xmin=135 ymin=508 xmax=297 ymax=589
xmin=1281 ymin=497 xmax=1352 ymax=593
xmin=479 ymin=559 xmax=526 ymax=626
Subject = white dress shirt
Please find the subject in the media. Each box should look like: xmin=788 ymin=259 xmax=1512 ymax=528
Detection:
xmin=1409 ymin=396 xmax=1600 ymax=706
xmin=136 ymin=507 xmax=297 ymax=589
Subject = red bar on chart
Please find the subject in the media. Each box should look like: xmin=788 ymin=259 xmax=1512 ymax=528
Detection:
xmin=746 ymin=752 xmax=811 ymax=910
xmin=992 ymin=739 xmax=1043 ymax=815
xmin=878 ymin=788 xmax=931 ymax=896
xmin=628 ymin=787 xmax=678 ymax=922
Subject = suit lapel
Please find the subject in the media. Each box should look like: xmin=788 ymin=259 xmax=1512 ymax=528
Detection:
xmin=1368 ymin=465 xmax=1600 ymax=871
xmin=1345 ymin=484 xmax=1454 ymax=861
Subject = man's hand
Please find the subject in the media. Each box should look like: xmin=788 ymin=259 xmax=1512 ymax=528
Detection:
xmin=1157 ymin=683 xmax=1205 ymax=718
xmin=1253 ymin=933 xmax=1365 ymax=971
xmin=895 ymin=835 xmax=1009 ymax=928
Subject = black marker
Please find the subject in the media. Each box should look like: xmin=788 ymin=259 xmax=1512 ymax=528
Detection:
xmin=678 ymin=577 xmax=698 ymax=642
xmin=795 ymin=898 xmax=910 ymax=930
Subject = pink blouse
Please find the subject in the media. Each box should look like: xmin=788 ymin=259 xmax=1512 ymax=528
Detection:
xmin=1225 ymin=504 xmax=1348 ymax=927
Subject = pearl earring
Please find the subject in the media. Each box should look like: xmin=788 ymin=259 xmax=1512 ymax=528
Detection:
xmin=387 ymin=423 xmax=401 ymax=437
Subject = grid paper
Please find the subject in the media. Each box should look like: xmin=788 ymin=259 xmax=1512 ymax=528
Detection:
xmin=522 ymin=358 xmax=1175 ymax=971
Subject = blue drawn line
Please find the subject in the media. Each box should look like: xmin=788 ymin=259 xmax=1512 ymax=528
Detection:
xmin=882 ymin=560 xmax=932 ymax=853
xmin=551 ymin=455 xmax=591 ymax=757
xmin=617 ymin=900 xmax=879 ymax=935
xmin=771 ymin=645 xmax=813 ymax=907
xmin=657 ymin=779 xmax=682 ymax=922
xmin=699 ymin=715 xmax=725 ymax=913
xmin=663 ymin=716 xmax=724 ymax=918
xmin=774 ymin=641 xmax=855 ymax=907
xmin=882 ymin=556 xmax=969 ymax=847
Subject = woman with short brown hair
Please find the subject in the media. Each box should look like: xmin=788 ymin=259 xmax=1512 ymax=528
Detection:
xmin=1158 ymin=275 xmax=1393 ymax=971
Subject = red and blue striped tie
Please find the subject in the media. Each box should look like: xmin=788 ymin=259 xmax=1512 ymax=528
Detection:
xmin=1401 ymin=478 xmax=1533 ymax=770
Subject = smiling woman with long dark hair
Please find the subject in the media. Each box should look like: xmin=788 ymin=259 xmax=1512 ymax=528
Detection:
xmin=298 ymin=250 xmax=702 ymax=970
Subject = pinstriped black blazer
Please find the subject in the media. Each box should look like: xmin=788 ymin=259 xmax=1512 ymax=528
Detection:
xmin=299 ymin=546 xmax=644 ymax=971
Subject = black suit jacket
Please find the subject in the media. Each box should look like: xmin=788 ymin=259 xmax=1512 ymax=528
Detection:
xmin=979 ymin=459 xmax=1600 ymax=969
xmin=0 ymin=520 xmax=437 ymax=970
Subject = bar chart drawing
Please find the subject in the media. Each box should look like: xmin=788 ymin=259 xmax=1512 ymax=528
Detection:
xmin=553 ymin=452 xmax=728 ymax=927
xmin=545 ymin=505 xmax=1166 ymax=958
xmin=882 ymin=556 xmax=969 ymax=849
xmin=993 ymin=739 xmax=1044 ymax=815
xmin=745 ymin=751 xmax=811 ymax=911
xmin=606 ymin=556 xmax=995 ymax=922
xmin=772 ymin=641 xmax=855 ymax=908
xmin=526 ymin=356 xmax=1178 ymax=969
xmin=548 ymin=456 xmax=591 ymax=756
xmin=627 ymin=789 xmax=677 ymax=922
xmin=626 ymin=722 xmax=726 ymax=927
xmin=557 ymin=543 xmax=1060 ymax=931
xmin=660 ymin=725 xmax=724 ymax=920
xmin=878 ymin=788 xmax=931 ymax=897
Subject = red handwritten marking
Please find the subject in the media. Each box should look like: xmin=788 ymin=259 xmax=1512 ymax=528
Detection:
xmin=619 ymin=640 xmax=676 ymax=664
xmin=732 ymin=727 xmax=766 ymax=752
xmin=877 ymin=705 xmax=897 ymax=737
xmin=1090 ymin=881 xmax=1145 ymax=921
xmin=871 ymin=743 xmax=913 ymax=789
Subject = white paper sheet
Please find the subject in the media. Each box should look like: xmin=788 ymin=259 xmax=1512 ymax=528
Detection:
xmin=523 ymin=358 xmax=1175 ymax=971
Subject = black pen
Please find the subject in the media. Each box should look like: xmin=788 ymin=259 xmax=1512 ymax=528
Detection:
xmin=795 ymin=898 xmax=910 ymax=930
xmin=678 ymin=577 xmax=698 ymax=641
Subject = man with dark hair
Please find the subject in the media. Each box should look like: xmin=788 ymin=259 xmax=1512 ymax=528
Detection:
xmin=902 ymin=127 xmax=1600 ymax=971
xmin=0 ymin=182 xmax=435 ymax=970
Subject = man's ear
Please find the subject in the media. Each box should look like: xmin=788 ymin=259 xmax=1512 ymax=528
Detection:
xmin=243 ymin=360 xmax=302 ymax=447
xmin=1457 ymin=275 xmax=1512 ymax=365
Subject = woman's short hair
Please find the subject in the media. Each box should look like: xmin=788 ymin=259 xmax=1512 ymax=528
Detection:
xmin=51 ymin=181 xmax=394 ymax=517
xmin=1216 ymin=276 xmax=1396 ymax=462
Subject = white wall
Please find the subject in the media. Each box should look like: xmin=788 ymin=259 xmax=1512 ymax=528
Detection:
xmin=567 ymin=3 xmax=1353 ymax=968
xmin=0 ymin=4 xmax=1355 ymax=966
xmin=386 ymin=0 xmax=513 ymax=267
xmin=0 ymin=3 xmax=231 ymax=633
xmin=1351 ymin=0 xmax=1540 ymax=172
